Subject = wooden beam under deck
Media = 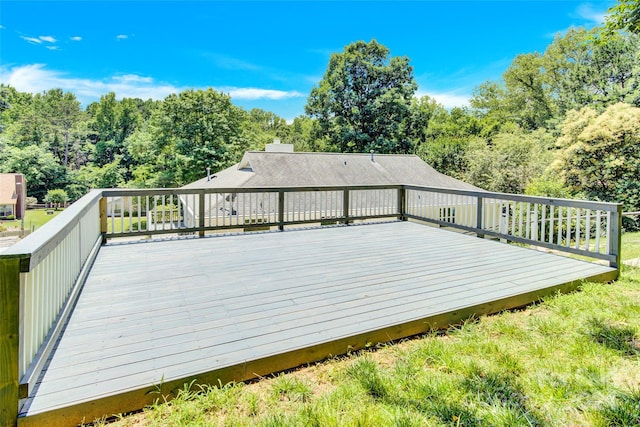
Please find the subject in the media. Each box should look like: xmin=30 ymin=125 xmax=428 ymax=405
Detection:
xmin=18 ymin=221 xmax=616 ymax=426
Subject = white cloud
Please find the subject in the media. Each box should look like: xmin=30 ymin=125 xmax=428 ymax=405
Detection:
xmin=115 ymin=74 xmax=154 ymax=84
xmin=224 ymin=87 xmax=304 ymax=100
xmin=46 ymin=46 xmax=60 ymax=51
xmin=21 ymin=36 xmax=42 ymax=45
xmin=575 ymin=3 xmax=607 ymax=25
xmin=71 ymin=36 xmax=82 ymax=41
xmin=415 ymin=89 xmax=470 ymax=109
xmin=0 ymin=64 xmax=305 ymax=105
xmin=116 ymin=34 xmax=129 ymax=40
xmin=39 ymin=35 xmax=57 ymax=43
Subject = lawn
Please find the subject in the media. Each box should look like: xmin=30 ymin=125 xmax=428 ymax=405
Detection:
xmin=88 ymin=233 xmax=640 ymax=426
xmin=0 ymin=209 xmax=62 ymax=232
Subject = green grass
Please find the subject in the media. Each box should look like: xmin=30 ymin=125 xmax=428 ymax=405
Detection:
xmin=0 ymin=208 xmax=62 ymax=231
xmin=622 ymin=232 xmax=640 ymax=261
xmin=95 ymin=233 xmax=640 ymax=427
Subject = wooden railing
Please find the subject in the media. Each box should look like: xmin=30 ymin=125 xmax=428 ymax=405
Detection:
xmin=0 ymin=184 xmax=622 ymax=426
xmin=1 ymin=190 xmax=103 ymax=425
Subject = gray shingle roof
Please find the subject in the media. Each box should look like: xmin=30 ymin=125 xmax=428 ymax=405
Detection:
xmin=183 ymin=152 xmax=480 ymax=190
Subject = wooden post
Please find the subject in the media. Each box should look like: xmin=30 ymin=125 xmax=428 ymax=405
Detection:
xmin=0 ymin=257 xmax=21 ymax=427
xmin=343 ymin=190 xmax=350 ymax=225
xmin=476 ymin=196 xmax=484 ymax=239
xmin=397 ymin=188 xmax=407 ymax=221
xmin=198 ymin=192 xmax=205 ymax=238
xmin=278 ymin=191 xmax=285 ymax=231
xmin=609 ymin=204 xmax=623 ymax=270
xmin=99 ymin=197 xmax=107 ymax=245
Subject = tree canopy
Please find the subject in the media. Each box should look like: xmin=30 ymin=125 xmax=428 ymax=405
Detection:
xmin=305 ymin=39 xmax=417 ymax=153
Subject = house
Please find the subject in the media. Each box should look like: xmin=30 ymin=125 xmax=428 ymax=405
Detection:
xmin=0 ymin=173 xmax=27 ymax=219
xmin=172 ymin=143 xmax=486 ymax=229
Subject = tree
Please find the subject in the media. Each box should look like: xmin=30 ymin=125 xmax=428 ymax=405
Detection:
xmin=553 ymin=103 xmax=640 ymax=210
xmin=41 ymin=89 xmax=82 ymax=167
xmin=606 ymin=0 xmax=640 ymax=34
xmin=305 ymin=39 xmax=417 ymax=153
xmin=0 ymin=145 xmax=66 ymax=201
xmin=464 ymin=127 xmax=553 ymax=194
xmin=44 ymin=189 xmax=69 ymax=209
xmin=151 ymin=89 xmax=246 ymax=186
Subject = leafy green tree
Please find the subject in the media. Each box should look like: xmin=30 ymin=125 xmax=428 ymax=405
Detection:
xmin=286 ymin=116 xmax=328 ymax=152
xmin=606 ymin=0 xmax=640 ymax=34
xmin=305 ymin=39 xmax=417 ymax=153
xmin=464 ymin=127 xmax=553 ymax=194
xmin=44 ymin=189 xmax=69 ymax=209
xmin=0 ymin=145 xmax=66 ymax=201
xmin=553 ymin=103 xmax=640 ymax=210
xmin=502 ymin=53 xmax=556 ymax=130
xmin=152 ymin=89 xmax=246 ymax=186
xmin=545 ymin=28 xmax=640 ymax=113
xmin=41 ymin=89 xmax=83 ymax=166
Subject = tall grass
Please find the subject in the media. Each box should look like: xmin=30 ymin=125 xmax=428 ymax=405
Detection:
xmin=99 ymin=234 xmax=640 ymax=427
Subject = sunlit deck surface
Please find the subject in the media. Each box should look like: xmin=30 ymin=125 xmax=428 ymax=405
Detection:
xmin=19 ymin=221 xmax=616 ymax=425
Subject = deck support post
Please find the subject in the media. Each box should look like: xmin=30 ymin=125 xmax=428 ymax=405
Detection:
xmin=99 ymin=197 xmax=107 ymax=244
xmin=0 ymin=257 xmax=20 ymax=427
xmin=476 ymin=196 xmax=484 ymax=239
xmin=398 ymin=187 xmax=407 ymax=221
xmin=278 ymin=191 xmax=285 ymax=231
xmin=343 ymin=190 xmax=350 ymax=225
xmin=198 ymin=192 xmax=206 ymax=238
xmin=609 ymin=204 xmax=622 ymax=270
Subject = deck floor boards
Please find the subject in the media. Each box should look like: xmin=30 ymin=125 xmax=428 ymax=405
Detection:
xmin=19 ymin=221 xmax=615 ymax=424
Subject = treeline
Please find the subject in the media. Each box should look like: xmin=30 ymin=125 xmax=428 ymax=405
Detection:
xmin=0 ymin=12 xmax=639 ymax=218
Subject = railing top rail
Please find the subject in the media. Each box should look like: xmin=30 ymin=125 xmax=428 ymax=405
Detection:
xmin=0 ymin=189 xmax=103 ymax=272
xmin=100 ymin=184 xmax=405 ymax=197
xmin=402 ymin=185 xmax=622 ymax=212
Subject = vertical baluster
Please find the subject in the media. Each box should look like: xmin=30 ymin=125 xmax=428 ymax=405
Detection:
xmin=525 ymin=203 xmax=531 ymax=239
xmin=566 ymin=207 xmax=572 ymax=247
xmin=585 ymin=209 xmax=591 ymax=252
xmin=606 ymin=210 xmax=612 ymax=255
xmin=595 ymin=210 xmax=601 ymax=253
xmin=540 ymin=204 xmax=546 ymax=243
xmin=575 ymin=208 xmax=581 ymax=250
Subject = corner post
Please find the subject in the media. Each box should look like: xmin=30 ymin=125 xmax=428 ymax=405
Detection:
xmin=198 ymin=191 xmax=205 ymax=238
xmin=609 ymin=204 xmax=622 ymax=270
xmin=398 ymin=187 xmax=407 ymax=221
xmin=99 ymin=197 xmax=108 ymax=244
xmin=476 ymin=196 xmax=484 ymax=239
xmin=343 ymin=189 xmax=350 ymax=225
xmin=278 ymin=191 xmax=285 ymax=231
xmin=0 ymin=257 xmax=21 ymax=427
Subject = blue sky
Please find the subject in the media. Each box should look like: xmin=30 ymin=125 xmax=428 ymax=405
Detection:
xmin=0 ymin=1 xmax=615 ymax=121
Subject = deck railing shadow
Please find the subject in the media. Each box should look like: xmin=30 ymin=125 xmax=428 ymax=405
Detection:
xmin=0 ymin=184 xmax=622 ymax=426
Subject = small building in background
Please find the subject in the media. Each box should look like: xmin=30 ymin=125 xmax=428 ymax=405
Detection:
xmin=0 ymin=173 xmax=27 ymax=219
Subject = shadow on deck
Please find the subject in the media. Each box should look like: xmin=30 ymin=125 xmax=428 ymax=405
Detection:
xmin=17 ymin=221 xmax=616 ymax=426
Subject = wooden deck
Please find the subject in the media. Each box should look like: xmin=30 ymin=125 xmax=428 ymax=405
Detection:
xmin=18 ymin=221 xmax=616 ymax=426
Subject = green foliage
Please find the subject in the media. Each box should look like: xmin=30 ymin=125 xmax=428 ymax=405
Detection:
xmin=151 ymin=88 xmax=247 ymax=186
xmin=464 ymin=127 xmax=553 ymax=193
xmin=605 ymin=0 xmax=640 ymax=35
xmin=0 ymin=144 xmax=66 ymax=201
xmin=306 ymin=39 xmax=417 ymax=153
xmin=554 ymin=103 xmax=640 ymax=210
xmin=43 ymin=188 xmax=69 ymax=207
